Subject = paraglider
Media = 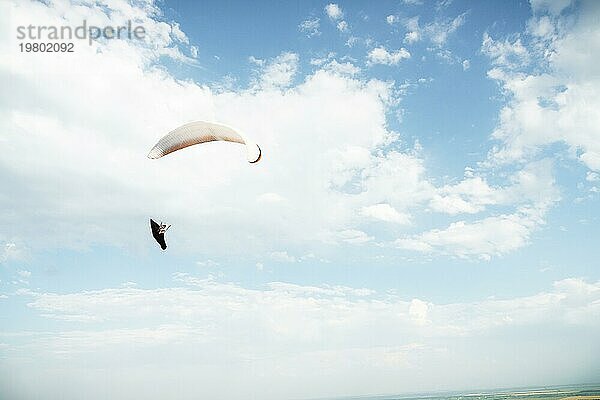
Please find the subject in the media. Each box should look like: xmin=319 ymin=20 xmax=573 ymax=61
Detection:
xmin=150 ymin=219 xmax=170 ymax=250
xmin=147 ymin=121 xmax=262 ymax=163
xmin=147 ymin=121 xmax=262 ymax=250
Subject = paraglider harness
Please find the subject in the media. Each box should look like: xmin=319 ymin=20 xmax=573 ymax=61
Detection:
xmin=150 ymin=218 xmax=170 ymax=250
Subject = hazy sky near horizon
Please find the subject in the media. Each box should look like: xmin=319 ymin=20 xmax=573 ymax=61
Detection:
xmin=0 ymin=0 xmax=599 ymax=399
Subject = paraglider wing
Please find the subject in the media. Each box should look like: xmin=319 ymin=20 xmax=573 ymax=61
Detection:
xmin=147 ymin=121 xmax=261 ymax=163
xmin=150 ymin=218 xmax=167 ymax=250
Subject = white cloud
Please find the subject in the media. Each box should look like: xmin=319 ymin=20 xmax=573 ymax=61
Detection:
xmin=404 ymin=31 xmax=420 ymax=44
xmin=256 ymin=192 xmax=286 ymax=203
xmin=325 ymin=3 xmax=343 ymax=20
xmin=17 ymin=270 xmax=31 ymax=278
xmin=361 ymin=203 xmax=411 ymax=225
xmin=431 ymin=157 xmax=558 ymax=213
xmin=397 ymin=211 xmax=539 ymax=260
xmin=337 ymin=229 xmax=373 ymax=244
xmin=309 ymin=56 xmax=360 ymax=77
xmin=251 ymin=52 xmax=299 ymax=90
xmin=322 ymin=60 xmax=361 ymax=76
xmin=337 ymin=20 xmax=348 ymax=32
xmin=248 ymin=55 xmax=264 ymax=66
xmin=481 ymin=32 xmax=530 ymax=68
xmin=0 ymin=0 xmax=579 ymax=265
xmin=462 ymin=59 xmax=470 ymax=70
xmin=3 ymin=276 xmax=598 ymax=399
xmin=527 ymin=15 xmax=555 ymax=38
xmin=2 ymin=0 xmax=430 ymax=260
xmin=409 ymin=160 xmax=559 ymax=258
xmin=270 ymin=251 xmax=297 ymax=263
xmin=408 ymin=298 xmax=430 ymax=325
xmin=483 ymin=2 xmax=600 ymax=172
xmin=0 ymin=242 xmax=24 ymax=263
xmin=403 ymin=13 xmax=467 ymax=47
xmin=309 ymin=53 xmax=333 ymax=66
xmin=196 ymin=260 xmax=219 ymax=268
xmin=426 ymin=13 xmax=468 ymax=46
xmin=403 ymin=17 xmax=421 ymax=44
xmin=299 ymin=17 xmax=321 ymax=37
xmin=436 ymin=0 xmax=454 ymax=10
xmin=346 ymin=36 xmax=359 ymax=47
xmin=530 ymin=0 xmax=573 ymax=15
xmin=386 ymin=15 xmax=397 ymax=25
xmin=170 ymin=22 xmax=188 ymax=44
xmin=429 ymin=177 xmax=495 ymax=215
xmin=367 ymin=46 xmax=411 ymax=66
xmin=22 ymin=275 xmax=599 ymax=337
xmin=587 ymin=172 xmax=599 ymax=182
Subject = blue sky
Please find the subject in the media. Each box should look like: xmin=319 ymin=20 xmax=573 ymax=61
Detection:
xmin=1 ymin=0 xmax=599 ymax=399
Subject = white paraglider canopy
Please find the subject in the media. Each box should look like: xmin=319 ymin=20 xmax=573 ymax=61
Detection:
xmin=148 ymin=121 xmax=261 ymax=163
